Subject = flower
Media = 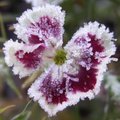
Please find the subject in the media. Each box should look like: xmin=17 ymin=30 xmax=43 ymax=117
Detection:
xmin=25 ymin=0 xmax=63 ymax=7
xmin=3 ymin=4 xmax=117 ymax=116
xmin=4 ymin=5 xmax=64 ymax=78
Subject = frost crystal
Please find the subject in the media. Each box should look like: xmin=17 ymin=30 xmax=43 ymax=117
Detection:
xmin=3 ymin=5 xmax=117 ymax=116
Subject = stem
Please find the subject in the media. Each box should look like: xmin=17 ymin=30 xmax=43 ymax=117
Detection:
xmin=103 ymin=91 xmax=111 ymax=120
xmin=22 ymin=99 xmax=32 ymax=113
xmin=6 ymin=70 xmax=22 ymax=99
xmin=41 ymin=115 xmax=58 ymax=120
xmin=42 ymin=116 xmax=48 ymax=120
xmin=0 ymin=13 xmax=7 ymax=41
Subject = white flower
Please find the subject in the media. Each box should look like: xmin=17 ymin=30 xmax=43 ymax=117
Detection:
xmin=25 ymin=0 xmax=64 ymax=7
xmin=3 ymin=5 xmax=117 ymax=116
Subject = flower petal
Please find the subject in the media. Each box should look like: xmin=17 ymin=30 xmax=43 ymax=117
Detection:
xmin=28 ymin=64 xmax=67 ymax=116
xmin=28 ymin=63 xmax=82 ymax=116
xmin=65 ymin=21 xmax=117 ymax=99
xmin=14 ymin=4 xmax=65 ymax=46
xmin=25 ymin=0 xmax=63 ymax=7
xmin=3 ymin=40 xmax=45 ymax=78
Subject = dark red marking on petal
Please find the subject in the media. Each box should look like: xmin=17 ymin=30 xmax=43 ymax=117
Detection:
xmin=39 ymin=16 xmax=61 ymax=38
xmin=15 ymin=45 xmax=45 ymax=69
xmin=68 ymin=67 xmax=97 ymax=92
xmin=29 ymin=35 xmax=44 ymax=44
xmin=39 ymin=72 xmax=67 ymax=104
xmin=28 ymin=16 xmax=61 ymax=44
xmin=88 ymin=33 xmax=104 ymax=53
xmin=88 ymin=33 xmax=105 ymax=66
xmin=68 ymin=33 xmax=105 ymax=93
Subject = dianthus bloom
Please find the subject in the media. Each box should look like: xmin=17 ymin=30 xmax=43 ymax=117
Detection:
xmin=3 ymin=5 xmax=117 ymax=116
xmin=25 ymin=0 xmax=63 ymax=6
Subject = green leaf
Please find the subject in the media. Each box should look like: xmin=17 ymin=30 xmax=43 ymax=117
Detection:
xmin=0 ymin=13 xmax=7 ymax=40
xmin=0 ymin=105 xmax=15 ymax=114
xmin=11 ymin=100 xmax=32 ymax=120
xmin=5 ymin=73 xmax=22 ymax=99
xmin=11 ymin=111 xmax=31 ymax=120
xmin=110 ymin=0 xmax=120 ymax=5
xmin=0 ymin=115 xmax=3 ymax=120
xmin=1 ymin=58 xmax=22 ymax=98
xmin=22 ymin=70 xmax=42 ymax=89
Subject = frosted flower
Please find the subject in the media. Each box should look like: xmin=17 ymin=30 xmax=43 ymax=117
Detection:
xmin=3 ymin=5 xmax=117 ymax=116
xmin=4 ymin=5 xmax=64 ymax=78
xmin=25 ymin=0 xmax=63 ymax=7
xmin=105 ymin=73 xmax=120 ymax=101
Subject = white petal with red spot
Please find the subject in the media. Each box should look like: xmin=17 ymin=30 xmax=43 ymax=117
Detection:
xmin=14 ymin=5 xmax=65 ymax=46
xmin=28 ymin=64 xmax=80 ymax=116
xmin=65 ymin=21 xmax=116 ymax=98
xmin=3 ymin=39 xmax=24 ymax=67
xmin=3 ymin=40 xmax=44 ymax=78
xmin=65 ymin=21 xmax=116 ymax=61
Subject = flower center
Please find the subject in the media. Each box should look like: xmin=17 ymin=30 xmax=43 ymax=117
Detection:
xmin=54 ymin=49 xmax=67 ymax=65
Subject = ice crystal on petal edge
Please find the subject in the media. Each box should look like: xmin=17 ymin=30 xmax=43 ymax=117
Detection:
xmin=3 ymin=5 xmax=117 ymax=117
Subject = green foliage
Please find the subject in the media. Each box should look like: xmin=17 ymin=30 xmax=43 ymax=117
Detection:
xmin=5 ymin=73 xmax=22 ymax=99
xmin=11 ymin=111 xmax=31 ymax=120
xmin=0 ymin=105 xmax=15 ymax=114
xmin=0 ymin=58 xmax=22 ymax=98
xmin=0 ymin=13 xmax=7 ymax=41
xmin=11 ymin=100 xmax=32 ymax=120
xmin=110 ymin=0 xmax=120 ymax=5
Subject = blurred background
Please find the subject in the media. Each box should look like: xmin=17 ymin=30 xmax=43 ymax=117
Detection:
xmin=0 ymin=0 xmax=120 ymax=120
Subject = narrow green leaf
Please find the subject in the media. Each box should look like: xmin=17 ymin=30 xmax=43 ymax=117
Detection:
xmin=22 ymin=70 xmax=42 ymax=89
xmin=0 ymin=13 xmax=7 ymax=41
xmin=0 ymin=105 xmax=15 ymax=114
xmin=11 ymin=100 xmax=32 ymax=120
xmin=0 ymin=57 xmax=22 ymax=99
xmin=11 ymin=111 xmax=31 ymax=120
xmin=5 ymin=76 xmax=22 ymax=99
